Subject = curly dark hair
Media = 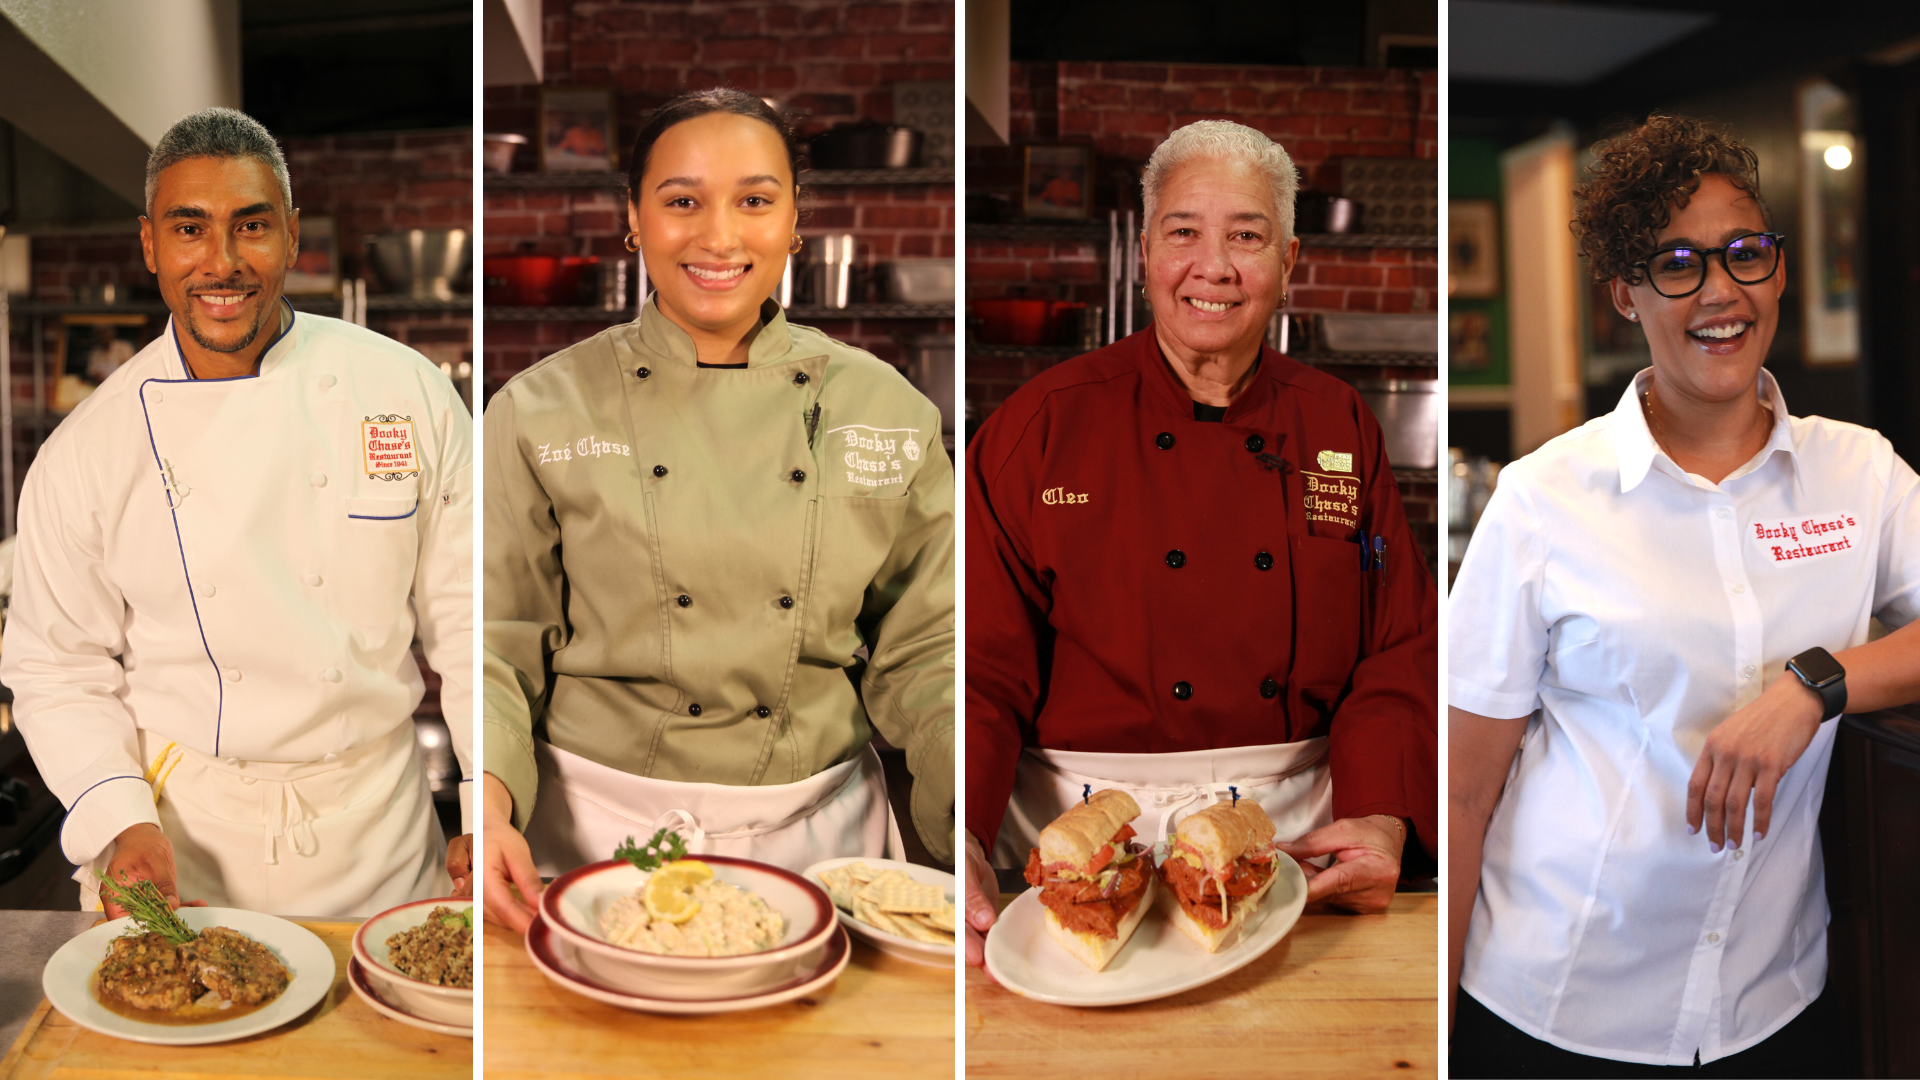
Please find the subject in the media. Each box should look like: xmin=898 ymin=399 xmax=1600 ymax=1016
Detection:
xmin=1572 ymin=114 xmax=1771 ymax=284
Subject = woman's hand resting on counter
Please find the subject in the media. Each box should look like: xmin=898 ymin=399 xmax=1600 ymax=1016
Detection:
xmin=481 ymin=772 xmax=544 ymax=934
xmin=962 ymin=830 xmax=998 ymax=977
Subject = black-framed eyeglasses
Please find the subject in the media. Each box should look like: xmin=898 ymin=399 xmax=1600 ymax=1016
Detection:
xmin=1636 ymin=232 xmax=1786 ymax=298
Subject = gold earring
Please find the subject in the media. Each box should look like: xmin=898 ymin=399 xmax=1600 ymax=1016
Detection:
xmin=624 ymin=232 xmax=640 ymax=253
xmin=789 ymin=234 xmax=804 ymax=255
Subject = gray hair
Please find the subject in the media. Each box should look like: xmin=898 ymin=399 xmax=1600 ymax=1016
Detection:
xmin=144 ymin=108 xmax=293 ymax=216
xmin=1141 ymin=120 xmax=1299 ymax=243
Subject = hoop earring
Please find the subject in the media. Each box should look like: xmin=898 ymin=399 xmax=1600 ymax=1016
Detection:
xmin=624 ymin=232 xmax=640 ymax=253
xmin=789 ymin=234 xmax=804 ymax=255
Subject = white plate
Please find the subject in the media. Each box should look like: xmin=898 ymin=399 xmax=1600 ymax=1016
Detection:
xmin=42 ymin=907 xmax=336 ymax=1045
xmin=525 ymin=913 xmax=851 ymax=1015
xmin=982 ymin=855 xmax=1308 ymax=1006
xmin=346 ymin=957 xmax=471 ymax=1038
xmin=803 ymin=857 xmax=956 ymax=968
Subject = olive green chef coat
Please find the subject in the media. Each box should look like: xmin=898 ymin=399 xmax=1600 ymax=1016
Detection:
xmin=484 ymin=297 xmax=954 ymax=862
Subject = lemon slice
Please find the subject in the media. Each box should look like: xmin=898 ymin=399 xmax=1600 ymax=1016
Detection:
xmin=643 ymin=859 xmax=713 ymax=924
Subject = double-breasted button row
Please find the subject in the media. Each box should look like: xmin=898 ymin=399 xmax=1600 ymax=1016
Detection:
xmin=1170 ymin=679 xmax=1282 ymax=700
xmin=1161 ymin=551 xmax=1276 ymax=570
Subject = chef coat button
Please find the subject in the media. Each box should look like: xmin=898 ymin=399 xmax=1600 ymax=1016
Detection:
xmin=653 ymin=465 xmax=668 ymax=477
xmin=223 ymin=757 xmax=239 ymax=767
xmin=1731 ymin=583 xmax=1745 ymax=594
xmin=178 ymin=485 xmax=190 ymax=497
xmin=322 ymin=753 xmax=338 ymax=764
xmin=636 ymin=366 xmax=651 ymax=379
xmin=677 ymin=594 xmax=692 ymax=607
xmin=150 ymin=389 xmax=164 ymax=403
xmin=793 ymin=372 xmax=810 ymax=386
xmin=791 ymin=469 xmax=807 ymax=483
xmin=240 ymin=776 xmax=256 ymax=785
xmin=1708 ymin=932 xmax=1721 ymax=944
xmin=323 ymin=668 xmax=342 ymax=682
xmin=1742 ymin=665 xmax=1756 ymax=679
xmin=302 ymin=573 xmax=322 ymax=586
xmin=224 ymin=669 xmax=241 ymax=682
xmin=1172 ymin=681 xmax=1193 ymax=700
xmin=779 ymin=595 xmax=794 ymax=609
xmin=199 ymin=583 xmax=216 ymax=598
xmin=1716 ymin=507 xmax=1732 ymax=520
xmin=1245 ymin=434 xmax=1265 ymax=453
xmin=310 ymin=472 xmax=327 ymax=487
xmin=319 ymin=374 xmax=336 ymax=389
xmin=1260 ymin=678 xmax=1279 ymax=698
xmin=688 ymin=703 xmax=703 ymax=716
xmin=1165 ymin=549 xmax=1186 ymax=569
xmin=1254 ymin=551 xmax=1274 ymax=571
xmin=1155 ymin=432 xmax=1175 ymax=450
xmin=756 ymin=706 xmax=771 ymax=719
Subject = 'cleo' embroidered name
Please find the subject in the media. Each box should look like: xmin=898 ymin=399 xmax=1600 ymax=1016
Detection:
xmin=1041 ymin=487 xmax=1089 ymax=505
xmin=1752 ymin=512 xmax=1859 ymax=564
xmin=363 ymin=415 xmax=419 ymax=479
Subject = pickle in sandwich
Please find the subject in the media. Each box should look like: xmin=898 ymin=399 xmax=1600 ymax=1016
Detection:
xmin=1156 ymin=799 xmax=1281 ymax=953
xmin=1021 ymin=789 xmax=1155 ymax=971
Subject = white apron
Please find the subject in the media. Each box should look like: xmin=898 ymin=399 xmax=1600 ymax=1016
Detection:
xmin=523 ymin=739 xmax=903 ymax=877
xmin=78 ymin=721 xmax=447 ymax=917
xmin=989 ymin=740 xmax=1333 ymax=869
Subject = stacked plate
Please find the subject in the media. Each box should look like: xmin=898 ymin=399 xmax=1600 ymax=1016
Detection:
xmin=348 ymin=897 xmax=475 ymax=1037
xmin=527 ymin=857 xmax=851 ymax=1015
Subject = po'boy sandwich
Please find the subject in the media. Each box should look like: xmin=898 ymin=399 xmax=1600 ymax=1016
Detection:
xmin=1021 ymin=789 xmax=1155 ymax=971
xmin=1156 ymin=799 xmax=1281 ymax=952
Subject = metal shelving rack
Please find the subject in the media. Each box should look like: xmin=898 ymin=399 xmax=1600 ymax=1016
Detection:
xmin=483 ymin=167 xmax=955 ymax=191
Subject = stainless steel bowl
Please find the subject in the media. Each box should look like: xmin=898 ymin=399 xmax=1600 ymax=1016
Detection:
xmin=366 ymin=229 xmax=472 ymax=300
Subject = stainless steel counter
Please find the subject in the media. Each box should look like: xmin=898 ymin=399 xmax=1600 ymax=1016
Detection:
xmin=0 ymin=909 xmax=96 ymax=1055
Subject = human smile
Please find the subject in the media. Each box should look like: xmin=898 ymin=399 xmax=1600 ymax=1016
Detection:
xmin=1687 ymin=319 xmax=1750 ymax=342
xmin=684 ymin=263 xmax=749 ymax=289
xmin=188 ymin=286 xmax=259 ymax=316
xmin=1183 ymin=297 xmax=1238 ymax=315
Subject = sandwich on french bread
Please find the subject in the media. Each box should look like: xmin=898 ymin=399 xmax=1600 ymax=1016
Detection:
xmin=1021 ymin=789 xmax=1155 ymax=971
xmin=1156 ymin=799 xmax=1281 ymax=953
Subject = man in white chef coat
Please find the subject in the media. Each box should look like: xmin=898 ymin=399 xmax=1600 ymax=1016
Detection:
xmin=1 ymin=107 xmax=472 ymax=917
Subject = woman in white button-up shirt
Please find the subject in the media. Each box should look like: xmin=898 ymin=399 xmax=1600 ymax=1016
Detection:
xmin=1449 ymin=115 xmax=1920 ymax=1076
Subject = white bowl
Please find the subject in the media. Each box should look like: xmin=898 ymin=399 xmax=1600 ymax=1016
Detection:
xmin=803 ymin=857 xmax=956 ymax=968
xmin=539 ymin=856 xmax=837 ymax=1000
xmin=350 ymin=897 xmax=474 ymax=1027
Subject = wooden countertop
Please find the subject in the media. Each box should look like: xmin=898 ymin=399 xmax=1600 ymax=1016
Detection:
xmin=966 ymin=893 xmax=1436 ymax=1078
xmin=0 ymin=920 xmax=469 ymax=1080
xmin=481 ymin=919 xmax=955 ymax=1080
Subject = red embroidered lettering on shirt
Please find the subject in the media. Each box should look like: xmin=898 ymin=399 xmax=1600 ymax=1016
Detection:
xmin=362 ymin=416 xmax=420 ymax=479
xmin=1751 ymin=512 xmax=1859 ymax=565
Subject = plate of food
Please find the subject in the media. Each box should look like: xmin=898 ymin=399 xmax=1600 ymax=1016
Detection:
xmin=350 ymin=899 xmax=472 ymax=1032
xmin=982 ymin=790 xmax=1308 ymax=1007
xmin=804 ymin=857 xmax=955 ymax=967
xmin=41 ymin=879 xmax=335 ymax=1045
xmin=526 ymin=911 xmax=852 ymax=1015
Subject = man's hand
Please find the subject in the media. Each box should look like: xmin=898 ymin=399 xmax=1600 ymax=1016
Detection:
xmin=103 ymin=823 xmax=204 ymax=916
xmin=481 ymin=773 xmax=543 ymax=934
xmin=1687 ymin=674 xmax=1825 ymax=851
xmin=446 ymin=834 xmax=473 ymax=898
xmin=963 ymin=830 xmax=998 ymax=977
xmin=1276 ymin=815 xmax=1406 ymax=914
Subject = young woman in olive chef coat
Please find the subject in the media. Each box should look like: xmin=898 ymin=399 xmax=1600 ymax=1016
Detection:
xmin=481 ymin=90 xmax=954 ymax=931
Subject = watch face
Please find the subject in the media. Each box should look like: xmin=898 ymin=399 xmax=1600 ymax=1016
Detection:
xmin=1791 ymin=648 xmax=1845 ymax=687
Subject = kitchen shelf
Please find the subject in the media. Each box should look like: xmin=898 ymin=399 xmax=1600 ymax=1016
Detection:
xmin=484 ymin=302 xmax=953 ymax=322
xmin=1298 ymin=233 xmax=1437 ymax=249
xmin=485 ymin=167 xmax=952 ymax=192
xmin=1393 ymin=468 xmax=1439 ymax=485
xmin=965 ymin=343 xmax=1081 ymax=359
xmin=6 ymin=296 xmax=472 ymax=317
xmin=1293 ymin=351 xmax=1437 ymax=368
xmin=965 ymin=221 xmax=1109 ymax=243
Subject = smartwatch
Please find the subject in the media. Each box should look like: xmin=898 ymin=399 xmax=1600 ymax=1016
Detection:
xmin=1786 ymin=647 xmax=1847 ymax=721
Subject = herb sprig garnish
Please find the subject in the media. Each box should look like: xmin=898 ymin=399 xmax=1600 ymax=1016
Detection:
xmin=615 ymin=828 xmax=688 ymax=871
xmin=94 ymin=872 xmax=196 ymax=946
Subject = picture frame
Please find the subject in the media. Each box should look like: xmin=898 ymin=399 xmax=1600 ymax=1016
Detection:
xmin=53 ymin=314 xmax=147 ymax=413
xmin=283 ymin=214 xmax=339 ymax=296
xmin=539 ymin=86 xmax=619 ymax=173
xmin=1022 ymin=145 xmax=1093 ymax=220
xmin=1448 ymin=200 xmax=1501 ymax=299
xmin=1797 ymin=78 xmax=1859 ymax=366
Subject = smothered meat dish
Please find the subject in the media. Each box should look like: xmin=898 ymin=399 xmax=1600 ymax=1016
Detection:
xmin=90 ymin=876 xmax=290 ymax=1022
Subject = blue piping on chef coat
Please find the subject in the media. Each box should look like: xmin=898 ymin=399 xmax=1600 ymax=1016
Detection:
xmin=347 ymin=500 xmax=417 ymax=521
xmin=62 ymin=775 xmax=148 ymax=855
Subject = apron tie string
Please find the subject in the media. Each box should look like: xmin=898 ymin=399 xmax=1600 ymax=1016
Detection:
xmin=650 ymin=808 xmax=708 ymax=854
xmin=264 ymin=779 xmax=318 ymax=865
xmin=1142 ymin=782 xmax=1244 ymax=846
xmin=144 ymin=743 xmax=184 ymax=805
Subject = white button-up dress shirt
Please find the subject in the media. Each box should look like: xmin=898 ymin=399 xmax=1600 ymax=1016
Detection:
xmin=2 ymin=306 xmax=473 ymax=875
xmin=1450 ymin=369 xmax=1920 ymax=1065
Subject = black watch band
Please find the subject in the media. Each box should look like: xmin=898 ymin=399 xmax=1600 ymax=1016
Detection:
xmin=1787 ymin=647 xmax=1847 ymax=721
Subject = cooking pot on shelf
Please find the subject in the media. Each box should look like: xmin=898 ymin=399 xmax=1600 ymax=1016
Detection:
xmin=1355 ymin=379 xmax=1439 ymax=469
xmin=482 ymin=255 xmax=599 ymax=307
xmin=970 ymin=298 xmax=1050 ymax=345
xmin=809 ymin=121 xmax=921 ymax=169
xmin=366 ymin=229 xmax=472 ymax=300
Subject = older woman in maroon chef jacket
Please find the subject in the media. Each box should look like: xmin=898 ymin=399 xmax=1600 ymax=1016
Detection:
xmin=963 ymin=121 xmax=1437 ymax=966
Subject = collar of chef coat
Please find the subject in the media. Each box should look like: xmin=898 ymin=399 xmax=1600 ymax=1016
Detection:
xmin=634 ymin=294 xmax=795 ymax=369
xmin=1132 ymin=324 xmax=1279 ymax=421
xmin=1610 ymin=366 xmax=1801 ymax=495
xmin=163 ymin=297 xmax=301 ymax=381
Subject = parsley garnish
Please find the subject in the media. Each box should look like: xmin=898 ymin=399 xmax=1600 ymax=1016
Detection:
xmin=615 ymin=828 xmax=689 ymax=871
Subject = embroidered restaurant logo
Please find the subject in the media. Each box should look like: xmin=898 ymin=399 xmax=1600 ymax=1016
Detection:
xmin=828 ymin=424 xmax=918 ymax=489
xmin=362 ymin=415 xmax=420 ymax=480
xmin=1751 ymin=512 xmax=1860 ymax=564
xmin=1301 ymin=471 xmax=1361 ymax=529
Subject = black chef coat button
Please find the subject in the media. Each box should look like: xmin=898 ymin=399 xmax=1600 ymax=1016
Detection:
xmin=779 ymin=595 xmax=795 ymax=609
xmin=793 ymin=372 xmax=810 ymax=386
xmin=1254 ymin=551 xmax=1274 ymax=571
xmin=1155 ymin=432 xmax=1175 ymax=450
xmin=1165 ymin=549 xmax=1186 ymax=569
xmin=1245 ymin=434 xmax=1265 ymax=453
xmin=688 ymin=703 xmax=703 ymax=716
xmin=636 ymin=366 xmax=651 ymax=380
xmin=791 ymin=469 xmax=807 ymax=483
xmin=1260 ymin=678 xmax=1279 ymax=699
xmin=1172 ymin=681 xmax=1193 ymax=700
xmin=676 ymin=594 xmax=692 ymax=607
xmin=756 ymin=706 xmax=771 ymax=719
xmin=653 ymin=465 xmax=668 ymax=477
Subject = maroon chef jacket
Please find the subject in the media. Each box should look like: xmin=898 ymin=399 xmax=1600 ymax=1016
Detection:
xmin=965 ymin=327 xmax=1437 ymax=851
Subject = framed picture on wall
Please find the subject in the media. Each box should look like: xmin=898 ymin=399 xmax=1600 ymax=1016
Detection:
xmin=284 ymin=214 xmax=338 ymax=296
xmin=1798 ymin=78 xmax=1860 ymax=366
xmin=54 ymin=314 xmax=147 ymax=413
xmin=540 ymin=87 xmax=619 ymax=173
xmin=1448 ymin=200 xmax=1501 ymax=299
xmin=1022 ymin=145 xmax=1092 ymax=220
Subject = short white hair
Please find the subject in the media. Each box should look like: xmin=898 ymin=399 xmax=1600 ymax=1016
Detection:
xmin=1140 ymin=120 xmax=1299 ymax=243
xmin=145 ymin=108 xmax=293 ymax=217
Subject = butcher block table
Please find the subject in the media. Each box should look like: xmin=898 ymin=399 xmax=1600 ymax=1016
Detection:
xmin=967 ymin=891 xmax=1437 ymax=1078
xmin=483 ymin=920 xmax=956 ymax=1079
xmin=0 ymin=918 xmax=469 ymax=1080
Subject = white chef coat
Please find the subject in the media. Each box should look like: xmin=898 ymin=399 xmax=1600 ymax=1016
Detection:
xmin=1449 ymin=368 xmax=1920 ymax=1065
xmin=2 ymin=303 xmax=473 ymax=913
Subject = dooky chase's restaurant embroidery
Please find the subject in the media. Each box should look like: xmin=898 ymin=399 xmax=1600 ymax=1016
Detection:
xmin=362 ymin=415 xmax=420 ymax=479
